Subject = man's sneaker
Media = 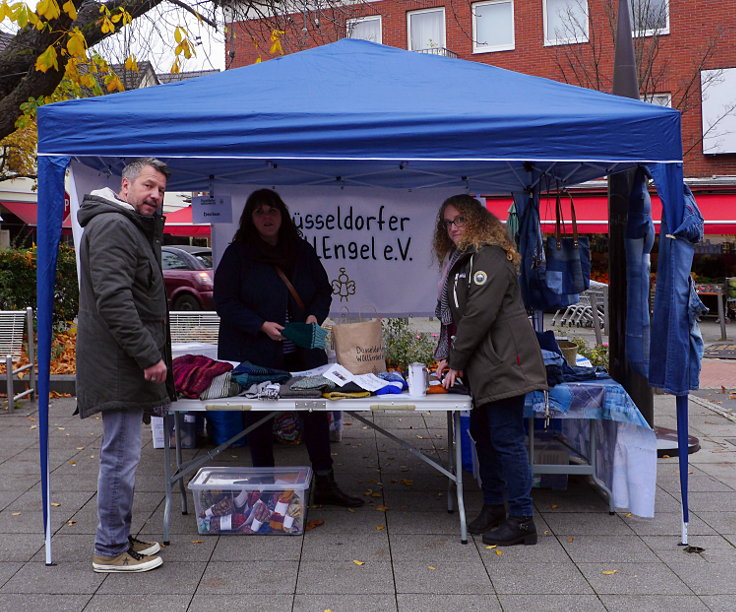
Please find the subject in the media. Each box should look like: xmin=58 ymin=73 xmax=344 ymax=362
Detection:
xmin=128 ymin=535 xmax=161 ymax=556
xmin=92 ymin=548 xmax=163 ymax=573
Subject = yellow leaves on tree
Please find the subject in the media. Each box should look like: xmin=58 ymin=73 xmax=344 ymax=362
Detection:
xmin=269 ymin=29 xmax=285 ymax=55
xmin=35 ymin=45 xmax=59 ymax=73
xmin=36 ymin=0 xmax=60 ymax=21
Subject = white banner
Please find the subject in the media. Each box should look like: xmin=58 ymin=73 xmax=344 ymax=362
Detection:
xmin=211 ymin=186 xmax=459 ymax=318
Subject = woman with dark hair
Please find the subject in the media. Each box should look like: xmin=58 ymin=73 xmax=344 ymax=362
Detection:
xmin=433 ymin=194 xmax=547 ymax=545
xmin=214 ymin=188 xmax=363 ymax=507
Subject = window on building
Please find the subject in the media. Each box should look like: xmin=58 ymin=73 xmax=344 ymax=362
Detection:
xmin=346 ymin=15 xmax=382 ymax=43
xmin=630 ymin=0 xmax=669 ymax=36
xmin=544 ymin=0 xmax=589 ymax=46
xmin=644 ymin=92 xmax=672 ymax=106
xmin=472 ymin=1 xmax=515 ymax=53
xmin=407 ymin=7 xmax=446 ymax=51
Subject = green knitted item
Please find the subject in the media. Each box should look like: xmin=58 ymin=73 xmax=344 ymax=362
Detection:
xmin=281 ymin=322 xmax=329 ymax=350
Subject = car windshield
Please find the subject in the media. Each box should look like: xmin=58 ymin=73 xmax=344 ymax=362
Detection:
xmin=193 ymin=252 xmax=213 ymax=269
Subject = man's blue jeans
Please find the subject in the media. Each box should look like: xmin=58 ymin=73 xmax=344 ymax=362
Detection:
xmin=469 ymin=394 xmax=534 ymax=517
xmin=95 ymin=408 xmax=143 ymax=557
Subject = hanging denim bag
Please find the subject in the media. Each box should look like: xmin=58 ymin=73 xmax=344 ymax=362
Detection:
xmin=544 ymin=190 xmax=591 ymax=297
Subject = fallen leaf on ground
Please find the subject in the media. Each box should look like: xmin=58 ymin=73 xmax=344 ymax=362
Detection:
xmin=625 ymin=513 xmax=632 ymax=518
xmin=567 ymin=537 xmax=574 ymax=542
xmin=550 ymin=504 xmax=558 ymax=509
xmin=485 ymin=545 xmax=497 ymax=550
xmin=352 ymin=560 xmax=365 ymax=566
xmin=51 ymin=502 xmax=61 ymax=507
xmin=67 ymin=520 xmax=76 ymax=526
xmin=601 ymin=569 xmax=618 ymax=575
xmin=191 ymin=540 xmax=204 ymax=543
xmin=401 ymin=479 xmax=413 ymax=486
xmin=306 ymin=520 xmax=325 ymax=531
xmin=427 ymin=566 xmax=436 ymax=570
xmin=375 ymin=505 xmax=390 ymax=511
xmin=11 ymin=512 xmax=21 ymax=516
xmin=495 ymin=549 xmax=503 ymax=556
xmin=346 ymin=508 xmax=356 ymax=513
xmin=376 ymin=525 xmax=385 ymax=530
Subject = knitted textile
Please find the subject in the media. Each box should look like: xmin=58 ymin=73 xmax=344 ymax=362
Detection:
xmin=375 ymin=371 xmax=408 ymax=395
xmin=281 ymin=322 xmax=329 ymax=350
xmin=322 ymin=391 xmax=371 ymax=400
xmin=232 ymin=361 xmax=291 ymax=388
xmin=289 ymin=375 xmax=336 ymax=391
xmin=279 ymin=377 xmax=324 ymax=398
xmin=173 ymin=354 xmax=234 ymax=399
xmin=200 ymin=371 xmax=241 ymax=400
xmin=240 ymin=381 xmax=280 ymax=400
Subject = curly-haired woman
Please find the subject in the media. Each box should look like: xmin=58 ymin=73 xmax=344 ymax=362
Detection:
xmin=433 ymin=194 xmax=547 ymax=545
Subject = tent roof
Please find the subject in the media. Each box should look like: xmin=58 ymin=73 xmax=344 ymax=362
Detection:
xmin=37 ymin=39 xmax=682 ymax=194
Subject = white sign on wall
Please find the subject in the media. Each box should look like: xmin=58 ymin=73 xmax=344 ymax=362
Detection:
xmin=211 ymin=185 xmax=459 ymax=318
xmin=192 ymin=194 xmax=232 ymax=223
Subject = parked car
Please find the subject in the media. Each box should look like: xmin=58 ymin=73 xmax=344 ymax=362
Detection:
xmin=161 ymin=245 xmax=214 ymax=310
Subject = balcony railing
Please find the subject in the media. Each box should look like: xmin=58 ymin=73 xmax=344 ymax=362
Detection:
xmin=413 ymin=47 xmax=458 ymax=58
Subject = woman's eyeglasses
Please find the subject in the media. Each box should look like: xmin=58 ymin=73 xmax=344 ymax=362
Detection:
xmin=443 ymin=216 xmax=466 ymax=229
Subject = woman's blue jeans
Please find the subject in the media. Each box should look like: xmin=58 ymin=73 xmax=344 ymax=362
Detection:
xmin=95 ymin=408 xmax=143 ymax=557
xmin=470 ymin=394 xmax=534 ymax=517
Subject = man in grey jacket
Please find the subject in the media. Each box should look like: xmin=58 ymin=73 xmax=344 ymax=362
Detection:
xmin=77 ymin=158 xmax=176 ymax=573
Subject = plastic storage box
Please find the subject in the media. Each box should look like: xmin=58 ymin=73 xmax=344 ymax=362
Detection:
xmin=188 ymin=466 xmax=312 ymax=535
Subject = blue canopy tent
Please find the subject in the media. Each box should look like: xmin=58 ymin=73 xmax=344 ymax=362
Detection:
xmin=36 ymin=39 xmax=699 ymax=563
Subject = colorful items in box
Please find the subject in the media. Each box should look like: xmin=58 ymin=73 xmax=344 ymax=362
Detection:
xmin=195 ymin=487 xmax=306 ymax=535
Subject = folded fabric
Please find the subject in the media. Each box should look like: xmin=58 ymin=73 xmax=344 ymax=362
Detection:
xmin=427 ymin=382 xmax=448 ymax=394
xmin=240 ymin=381 xmax=280 ymax=399
xmin=281 ymin=322 xmax=329 ymax=350
xmin=232 ymin=361 xmax=291 ymax=388
xmin=200 ymin=371 xmax=241 ymax=400
xmin=279 ymin=377 xmax=324 ymax=398
xmin=173 ymin=354 xmax=234 ymax=399
xmin=289 ymin=375 xmax=336 ymax=391
xmin=322 ymin=391 xmax=371 ymax=400
xmin=375 ymin=371 xmax=407 ymax=395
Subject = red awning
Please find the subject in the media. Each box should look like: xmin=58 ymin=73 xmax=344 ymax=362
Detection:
xmin=487 ymin=192 xmax=736 ymax=235
xmin=164 ymin=206 xmax=211 ymax=237
xmin=1 ymin=200 xmax=72 ymax=228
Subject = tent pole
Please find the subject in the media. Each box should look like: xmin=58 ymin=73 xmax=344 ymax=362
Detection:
xmin=608 ymin=0 xmax=654 ymax=426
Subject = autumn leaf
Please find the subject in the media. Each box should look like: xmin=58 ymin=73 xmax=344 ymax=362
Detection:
xmin=67 ymin=520 xmax=76 ymax=526
xmin=550 ymin=504 xmax=558 ymax=509
xmin=37 ymin=0 xmax=61 ymax=20
xmin=375 ymin=505 xmax=390 ymax=511
xmin=191 ymin=539 xmax=204 ymax=543
xmin=601 ymin=569 xmax=618 ymax=575
xmin=375 ymin=525 xmax=385 ymax=531
xmin=427 ymin=566 xmax=436 ymax=570
xmin=352 ymin=560 xmax=365 ymax=566
xmin=495 ymin=549 xmax=503 ymax=556
xmin=51 ymin=502 xmax=61 ymax=507
xmin=61 ymin=0 xmax=76 ymax=19
xmin=485 ymin=545 xmax=497 ymax=550
xmin=11 ymin=512 xmax=21 ymax=516
xmin=35 ymin=46 xmax=59 ymax=73
xmin=305 ymin=520 xmax=325 ymax=531
xmin=567 ymin=537 xmax=574 ymax=542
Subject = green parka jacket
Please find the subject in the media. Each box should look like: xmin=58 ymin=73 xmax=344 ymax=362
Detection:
xmin=76 ymin=190 xmax=176 ymax=418
xmin=447 ymin=244 xmax=548 ymax=406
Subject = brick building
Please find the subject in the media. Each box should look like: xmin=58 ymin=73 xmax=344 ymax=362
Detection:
xmin=227 ymin=1 xmax=736 ymax=285
xmin=228 ymin=0 xmax=736 ymax=182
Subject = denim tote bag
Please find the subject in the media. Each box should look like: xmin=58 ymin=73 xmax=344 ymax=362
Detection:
xmin=518 ymin=190 xmax=578 ymax=311
xmin=544 ymin=191 xmax=591 ymax=297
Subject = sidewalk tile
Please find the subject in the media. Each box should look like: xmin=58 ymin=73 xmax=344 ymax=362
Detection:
xmin=397 ymin=594 xmax=501 ymax=611
xmin=389 ymin=534 xmax=481 ymax=562
xmin=190 ymin=594 xmax=294 ymax=610
xmin=560 ymin=534 xmax=659 ymax=563
xmin=393 ymin=560 xmax=493 ymax=595
xmin=598 ymin=595 xmax=709 ymax=611
xmin=484 ymin=561 xmax=592 ymax=595
xmin=668 ymin=561 xmax=736 ymax=595
xmin=0 ymin=594 xmax=92 ymax=612
xmin=497 ymin=594 xmax=605 ymax=611
xmin=296 ymin=560 xmax=394 ymax=594
xmin=576 ymin=562 xmax=691 ymax=595
xmin=293 ymin=594 xmax=398 ymax=611
xmin=83 ymin=594 xmax=192 ymax=611
xmin=0 ymin=561 xmax=104 ymax=594
xmin=301 ymin=532 xmax=390 ymax=561
xmin=199 ymin=560 xmax=298 ymax=594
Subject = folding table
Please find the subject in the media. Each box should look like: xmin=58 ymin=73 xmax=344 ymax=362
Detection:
xmin=162 ymin=393 xmax=474 ymax=544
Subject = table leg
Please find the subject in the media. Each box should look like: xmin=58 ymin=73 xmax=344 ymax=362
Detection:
xmin=453 ymin=411 xmax=468 ymax=544
xmin=174 ymin=412 xmax=188 ymax=515
xmin=162 ymin=413 xmax=173 ymax=545
xmin=446 ymin=412 xmax=455 ymax=513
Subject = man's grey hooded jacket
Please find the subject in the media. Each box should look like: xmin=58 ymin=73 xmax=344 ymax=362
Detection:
xmin=76 ymin=189 xmax=175 ymax=418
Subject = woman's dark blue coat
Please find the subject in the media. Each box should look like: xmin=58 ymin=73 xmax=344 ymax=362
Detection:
xmin=214 ymin=238 xmax=332 ymax=370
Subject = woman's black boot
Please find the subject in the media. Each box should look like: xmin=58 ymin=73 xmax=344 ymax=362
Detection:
xmin=467 ymin=504 xmax=506 ymax=535
xmin=481 ymin=515 xmax=537 ymax=546
xmin=313 ymin=470 xmax=365 ymax=508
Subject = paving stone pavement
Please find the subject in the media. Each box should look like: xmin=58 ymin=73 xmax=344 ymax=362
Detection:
xmin=0 ymin=319 xmax=734 ymax=611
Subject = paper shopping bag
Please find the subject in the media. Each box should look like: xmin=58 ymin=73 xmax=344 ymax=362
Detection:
xmin=331 ymin=319 xmax=386 ymax=374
